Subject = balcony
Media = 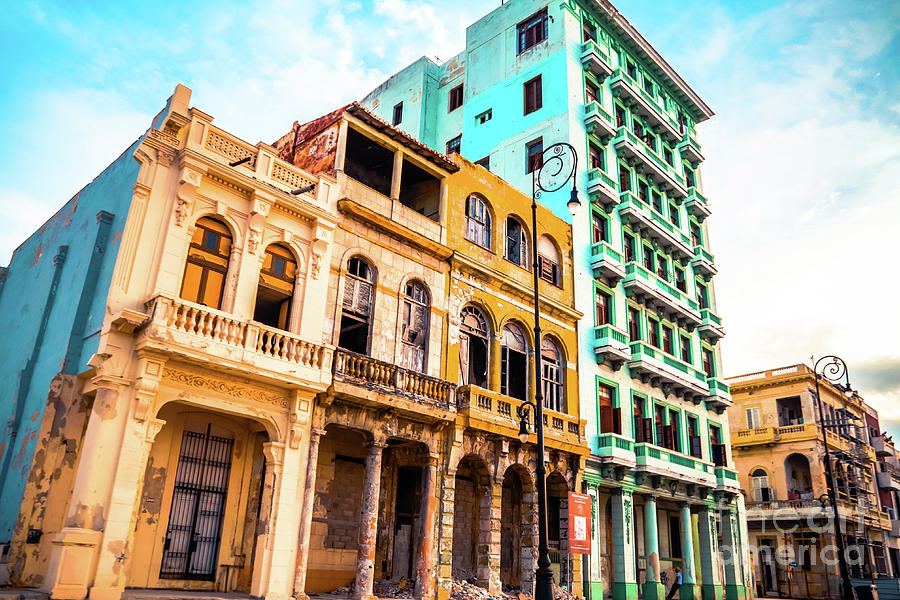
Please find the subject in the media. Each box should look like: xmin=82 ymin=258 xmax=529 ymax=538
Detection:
xmin=684 ymin=187 xmax=711 ymax=221
xmin=613 ymin=128 xmax=688 ymax=199
xmin=586 ymin=167 xmax=619 ymax=209
xmin=633 ymin=442 xmax=717 ymax=488
xmin=621 ymin=262 xmax=702 ymax=330
xmin=456 ymin=385 xmax=588 ymax=455
xmin=745 ymin=499 xmax=829 ymax=523
xmin=617 ymin=193 xmax=694 ymax=261
xmin=698 ymin=309 xmax=725 ymax=342
xmin=677 ymin=132 xmax=704 ymax=165
xmin=715 ymin=466 xmax=741 ymax=493
xmin=142 ymin=295 xmax=333 ymax=388
xmin=733 ymin=423 xmax=819 ymax=447
xmin=609 ymin=69 xmax=681 ymax=143
xmin=873 ymin=435 xmax=892 ymax=456
xmin=691 ymin=245 xmax=717 ymax=279
xmin=592 ymin=324 xmax=631 ymax=369
xmin=590 ymin=241 xmax=626 ymax=283
xmin=333 ymin=350 xmax=455 ymax=422
xmin=877 ymin=463 xmax=900 ymax=491
xmin=596 ymin=433 xmax=637 ymax=468
xmin=584 ymin=101 xmax=617 ymax=142
xmin=706 ymin=377 xmax=732 ymax=411
xmin=580 ymin=39 xmax=614 ymax=79
xmin=627 ymin=341 xmax=709 ymax=401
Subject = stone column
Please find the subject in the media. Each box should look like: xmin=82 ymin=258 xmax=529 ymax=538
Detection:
xmin=355 ymin=442 xmax=385 ymax=600
xmin=334 ymin=120 xmax=349 ymax=174
xmin=720 ymin=507 xmax=745 ymax=600
xmin=436 ymin=468 xmax=456 ymax=596
xmin=288 ymin=271 xmax=305 ymax=334
xmin=483 ymin=482 xmax=503 ymax=595
xmin=414 ymin=456 xmax=438 ymax=600
xmin=697 ymin=504 xmax=723 ymax=600
xmin=390 ymin=149 xmax=404 ymax=201
xmin=293 ymin=428 xmax=325 ymax=600
xmin=265 ymin=438 xmax=307 ymax=600
xmin=642 ymin=496 xmax=664 ymax=600
xmin=222 ymin=246 xmax=242 ymax=313
xmin=41 ymin=382 xmax=130 ymax=600
xmin=251 ymin=443 xmax=281 ymax=596
xmin=610 ymin=490 xmax=638 ymax=600
xmin=679 ymin=504 xmax=698 ymax=600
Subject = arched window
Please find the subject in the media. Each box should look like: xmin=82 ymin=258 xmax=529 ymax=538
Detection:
xmin=254 ymin=244 xmax=297 ymax=330
xmin=537 ymin=235 xmax=561 ymax=286
xmin=339 ymin=256 xmax=375 ymax=354
xmin=500 ymin=323 xmax=528 ymax=401
xmin=541 ymin=337 xmax=563 ymax=412
xmin=181 ymin=217 xmax=232 ymax=309
xmin=504 ymin=217 xmax=528 ymax=268
xmin=465 ymin=194 xmax=491 ymax=249
xmin=751 ymin=468 xmax=771 ymax=502
xmin=400 ymin=280 xmax=430 ymax=372
xmin=459 ymin=305 xmax=489 ymax=388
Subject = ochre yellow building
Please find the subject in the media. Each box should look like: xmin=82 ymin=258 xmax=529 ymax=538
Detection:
xmin=727 ymin=364 xmax=893 ymax=598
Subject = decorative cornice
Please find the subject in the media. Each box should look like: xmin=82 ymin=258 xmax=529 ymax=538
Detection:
xmin=162 ymin=365 xmax=290 ymax=409
xmin=337 ymin=198 xmax=453 ymax=260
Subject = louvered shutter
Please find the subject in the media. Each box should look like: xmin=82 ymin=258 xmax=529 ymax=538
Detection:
xmin=459 ymin=334 xmax=470 ymax=385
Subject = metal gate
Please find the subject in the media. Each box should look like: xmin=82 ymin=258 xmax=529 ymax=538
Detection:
xmin=159 ymin=425 xmax=234 ymax=580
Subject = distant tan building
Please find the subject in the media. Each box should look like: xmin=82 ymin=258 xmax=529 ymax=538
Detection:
xmin=726 ymin=364 xmax=897 ymax=599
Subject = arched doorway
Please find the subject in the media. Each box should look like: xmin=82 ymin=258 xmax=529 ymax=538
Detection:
xmin=452 ymin=455 xmax=492 ymax=584
xmin=547 ymin=472 xmax=570 ymax=588
xmin=500 ymin=465 xmax=535 ymax=591
xmin=129 ymin=402 xmax=270 ymax=593
xmin=784 ymin=453 xmax=813 ymax=500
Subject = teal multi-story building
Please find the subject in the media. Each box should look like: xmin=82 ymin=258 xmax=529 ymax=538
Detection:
xmin=363 ymin=2 xmax=751 ymax=600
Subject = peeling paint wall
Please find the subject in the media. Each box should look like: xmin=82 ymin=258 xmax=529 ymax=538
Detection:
xmin=0 ymin=137 xmax=142 ymax=539
xmin=8 ymin=375 xmax=91 ymax=586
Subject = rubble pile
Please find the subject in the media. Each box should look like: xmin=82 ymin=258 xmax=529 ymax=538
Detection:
xmin=327 ymin=585 xmax=352 ymax=596
xmin=374 ymin=578 xmax=415 ymax=599
xmin=450 ymin=579 xmax=496 ymax=600
xmin=552 ymin=584 xmax=578 ymax=600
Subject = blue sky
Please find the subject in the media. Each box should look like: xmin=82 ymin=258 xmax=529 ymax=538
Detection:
xmin=1 ymin=0 xmax=898 ymax=433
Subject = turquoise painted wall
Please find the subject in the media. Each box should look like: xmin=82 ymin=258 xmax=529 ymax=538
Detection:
xmin=359 ymin=5 xmax=738 ymax=523
xmin=0 ymin=138 xmax=142 ymax=538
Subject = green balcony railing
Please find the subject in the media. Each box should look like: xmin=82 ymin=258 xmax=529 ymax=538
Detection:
xmin=700 ymin=308 xmax=721 ymax=326
xmin=613 ymin=127 xmax=687 ymax=189
xmin=587 ymin=167 xmax=617 ymax=190
xmin=610 ymin=68 xmax=681 ymax=133
xmin=594 ymin=324 xmax=629 ymax=346
xmin=679 ymin=132 xmax=702 ymax=153
xmin=693 ymin=245 xmax=715 ymax=263
xmin=629 ymin=339 xmax=709 ymax=384
xmin=598 ymin=433 xmax=634 ymax=452
xmin=590 ymin=241 xmax=624 ymax=264
xmin=634 ymin=442 xmax=713 ymax=474
xmin=580 ymin=39 xmax=612 ymax=66
xmin=707 ymin=377 xmax=731 ymax=396
xmin=687 ymin=187 xmax=707 ymax=205
xmin=715 ymin=466 xmax=739 ymax=483
xmin=623 ymin=262 xmax=700 ymax=312
xmin=585 ymin=101 xmax=615 ymax=128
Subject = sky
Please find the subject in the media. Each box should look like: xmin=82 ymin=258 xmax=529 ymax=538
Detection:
xmin=1 ymin=0 xmax=898 ymax=432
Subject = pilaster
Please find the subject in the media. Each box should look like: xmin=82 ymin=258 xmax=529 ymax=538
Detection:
xmin=679 ymin=504 xmax=698 ymax=600
xmin=610 ymin=489 xmax=638 ymax=600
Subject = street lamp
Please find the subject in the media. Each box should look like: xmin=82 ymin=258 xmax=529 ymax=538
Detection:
xmin=812 ymin=355 xmax=856 ymax=600
xmin=517 ymin=141 xmax=580 ymax=600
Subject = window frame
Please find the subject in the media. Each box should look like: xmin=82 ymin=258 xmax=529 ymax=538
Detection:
xmin=446 ymin=135 xmax=462 ymax=155
xmin=526 ymin=137 xmax=544 ymax=173
xmin=524 ymin=75 xmax=543 ymax=115
xmin=517 ymin=8 xmax=549 ymax=54
xmin=392 ymin=102 xmax=403 ymax=126
xmin=448 ymin=84 xmax=464 ymax=112
xmin=464 ymin=194 xmax=492 ymax=250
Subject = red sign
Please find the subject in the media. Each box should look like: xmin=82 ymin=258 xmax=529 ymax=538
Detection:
xmin=568 ymin=491 xmax=592 ymax=554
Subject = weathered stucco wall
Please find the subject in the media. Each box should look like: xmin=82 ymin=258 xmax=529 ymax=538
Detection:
xmin=0 ymin=138 xmax=142 ymax=539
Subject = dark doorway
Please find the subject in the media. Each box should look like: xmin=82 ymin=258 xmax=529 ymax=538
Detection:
xmin=391 ymin=466 xmax=422 ymax=580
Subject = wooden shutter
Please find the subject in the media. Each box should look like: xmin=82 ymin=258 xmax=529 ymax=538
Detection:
xmin=459 ymin=334 xmax=470 ymax=385
xmin=642 ymin=418 xmax=654 ymax=444
xmin=599 ymin=406 xmax=613 ymax=434
xmin=613 ymin=407 xmax=622 ymax=435
xmin=690 ymin=435 xmax=702 ymax=458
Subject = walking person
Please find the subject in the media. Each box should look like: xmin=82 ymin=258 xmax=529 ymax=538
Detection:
xmin=665 ymin=567 xmax=682 ymax=600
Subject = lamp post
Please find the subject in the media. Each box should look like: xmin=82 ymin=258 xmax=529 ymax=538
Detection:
xmin=516 ymin=142 xmax=580 ymax=600
xmin=812 ymin=355 xmax=856 ymax=600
